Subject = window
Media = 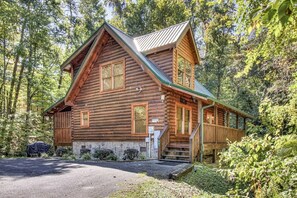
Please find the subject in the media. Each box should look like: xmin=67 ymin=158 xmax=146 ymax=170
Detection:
xmin=176 ymin=104 xmax=191 ymax=135
xmin=177 ymin=55 xmax=192 ymax=87
xmin=132 ymin=103 xmax=148 ymax=134
xmin=80 ymin=111 xmax=89 ymax=127
xmin=206 ymin=112 xmax=214 ymax=124
xmin=101 ymin=59 xmax=124 ymax=91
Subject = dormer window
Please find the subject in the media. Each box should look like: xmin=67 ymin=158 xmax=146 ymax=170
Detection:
xmin=177 ymin=55 xmax=192 ymax=87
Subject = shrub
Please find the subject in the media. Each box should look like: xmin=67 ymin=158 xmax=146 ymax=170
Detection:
xmin=62 ymin=153 xmax=76 ymax=161
xmin=105 ymin=153 xmax=118 ymax=161
xmin=56 ymin=147 xmax=69 ymax=157
xmin=220 ymin=134 xmax=297 ymax=197
xmin=80 ymin=148 xmax=91 ymax=157
xmin=93 ymin=149 xmax=114 ymax=160
xmin=123 ymin=149 xmax=139 ymax=160
xmin=139 ymin=153 xmax=146 ymax=160
xmin=40 ymin=153 xmax=49 ymax=159
xmin=81 ymin=153 xmax=92 ymax=160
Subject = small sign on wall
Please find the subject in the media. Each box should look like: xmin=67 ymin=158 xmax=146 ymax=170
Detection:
xmin=152 ymin=118 xmax=159 ymax=123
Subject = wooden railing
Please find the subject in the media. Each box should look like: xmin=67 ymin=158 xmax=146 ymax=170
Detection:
xmin=189 ymin=123 xmax=200 ymax=163
xmin=203 ymin=123 xmax=245 ymax=144
xmin=158 ymin=125 xmax=169 ymax=159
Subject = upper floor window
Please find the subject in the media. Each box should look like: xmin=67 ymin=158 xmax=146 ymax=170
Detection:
xmin=177 ymin=55 xmax=192 ymax=87
xmin=101 ymin=59 xmax=125 ymax=92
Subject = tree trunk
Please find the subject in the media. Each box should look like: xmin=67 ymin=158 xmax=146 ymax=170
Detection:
xmin=6 ymin=20 xmax=26 ymax=117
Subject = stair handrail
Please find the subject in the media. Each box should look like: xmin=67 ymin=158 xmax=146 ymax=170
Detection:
xmin=189 ymin=123 xmax=200 ymax=163
xmin=158 ymin=125 xmax=169 ymax=160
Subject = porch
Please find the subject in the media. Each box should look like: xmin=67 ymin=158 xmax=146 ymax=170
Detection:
xmin=159 ymin=97 xmax=248 ymax=163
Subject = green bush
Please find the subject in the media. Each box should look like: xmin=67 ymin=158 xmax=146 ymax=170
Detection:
xmin=61 ymin=153 xmax=76 ymax=160
xmin=40 ymin=153 xmax=49 ymax=159
xmin=81 ymin=153 xmax=92 ymax=160
xmin=105 ymin=153 xmax=118 ymax=161
xmin=220 ymin=134 xmax=297 ymax=197
xmin=93 ymin=149 xmax=114 ymax=160
xmin=123 ymin=149 xmax=139 ymax=160
xmin=181 ymin=164 xmax=233 ymax=195
xmin=56 ymin=147 xmax=71 ymax=157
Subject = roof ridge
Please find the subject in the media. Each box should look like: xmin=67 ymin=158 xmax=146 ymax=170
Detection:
xmin=105 ymin=22 xmax=133 ymax=39
xmin=134 ymin=20 xmax=189 ymax=40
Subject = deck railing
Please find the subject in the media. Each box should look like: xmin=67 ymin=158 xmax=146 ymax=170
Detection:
xmin=203 ymin=123 xmax=245 ymax=144
xmin=189 ymin=123 xmax=200 ymax=163
xmin=158 ymin=125 xmax=169 ymax=159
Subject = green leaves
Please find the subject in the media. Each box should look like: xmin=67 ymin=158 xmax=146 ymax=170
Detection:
xmin=220 ymin=134 xmax=297 ymax=197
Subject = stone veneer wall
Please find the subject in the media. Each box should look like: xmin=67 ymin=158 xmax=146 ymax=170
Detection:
xmin=73 ymin=140 xmax=158 ymax=160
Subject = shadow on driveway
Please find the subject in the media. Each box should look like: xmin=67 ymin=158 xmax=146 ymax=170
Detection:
xmin=0 ymin=158 xmax=188 ymax=180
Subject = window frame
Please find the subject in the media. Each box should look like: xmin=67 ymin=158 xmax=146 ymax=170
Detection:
xmin=131 ymin=102 xmax=148 ymax=135
xmin=100 ymin=58 xmax=125 ymax=93
xmin=80 ymin=110 xmax=90 ymax=128
xmin=176 ymin=54 xmax=193 ymax=88
xmin=175 ymin=102 xmax=192 ymax=136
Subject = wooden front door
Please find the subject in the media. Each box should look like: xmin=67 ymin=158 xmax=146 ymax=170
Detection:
xmin=176 ymin=103 xmax=192 ymax=136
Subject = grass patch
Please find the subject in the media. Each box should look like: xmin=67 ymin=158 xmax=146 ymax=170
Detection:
xmin=180 ymin=164 xmax=233 ymax=195
xmin=111 ymin=178 xmax=217 ymax=198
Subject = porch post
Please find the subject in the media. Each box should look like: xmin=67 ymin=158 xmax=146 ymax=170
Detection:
xmin=236 ymin=114 xmax=239 ymax=129
xmin=214 ymin=106 xmax=218 ymax=142
xmin=243 ymin=118 xmax=246 ymax=131
xmin=226 ymin=111 xmax=230 ymax=127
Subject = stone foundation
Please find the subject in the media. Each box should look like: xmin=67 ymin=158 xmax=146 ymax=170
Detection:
xmin=73 ymin=140 xmax=158 ymax=160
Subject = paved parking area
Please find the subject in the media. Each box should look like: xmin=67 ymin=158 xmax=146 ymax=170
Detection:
xmin=0 ymin=158 xmax=188 ymax=198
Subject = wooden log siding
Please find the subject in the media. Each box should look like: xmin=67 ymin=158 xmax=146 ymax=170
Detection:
xmin=72 ymin=34 xmax=166 ymax=141
xmin=164 ymin=88 xmax=198 ymax=143
xmin=54 ymin=111 xmax=72 ymax=145
xmin=147 ymin=49 xmax=173 ymax=81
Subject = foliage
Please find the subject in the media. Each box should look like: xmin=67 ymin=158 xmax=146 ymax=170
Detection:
xmin=123 ymin=148 xmax=139 ymax=160
xmin=56 ymin=147 xmax=72 ymax=157
xmin=93 ymin=148 xmax=114 ymax=160
xmin=40 ymin=153 xmax=49 ymax=159
xmin=0 ymin=112 xmax=52 ymax=156
xmin=0 ymin=0 xmax=105 ymax=156
xmin=62 ymin=153 xmax=77 ymax=161
xmin=80 ymin=148 xmax=91 ymax=156
xmin=181 ymin=164 xmax=233 ymax=195
xmin=106 ymin=0 xmax=191 ymax=36
xmin=105 ymin=153 xmax=118 ymax=161
xmin=219 ymin=134 xmax=297 ymax=197
xmin=81 ymin=152 xmax=92 ymax=160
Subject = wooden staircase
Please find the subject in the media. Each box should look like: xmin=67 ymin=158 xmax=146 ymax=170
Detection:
xmin=161 ymin=142 xmax=190 ymax=162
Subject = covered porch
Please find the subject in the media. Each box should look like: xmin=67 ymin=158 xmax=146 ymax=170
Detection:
xmin=158 ymin=88 xmax=251 ymax=163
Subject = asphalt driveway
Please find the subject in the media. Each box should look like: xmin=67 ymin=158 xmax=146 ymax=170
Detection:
xmin=0 ymin=158 xmax=188 ymax=198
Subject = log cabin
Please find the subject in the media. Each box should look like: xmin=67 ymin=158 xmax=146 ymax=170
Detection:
xmin=45 ymin=21 xmax=252 ymax=162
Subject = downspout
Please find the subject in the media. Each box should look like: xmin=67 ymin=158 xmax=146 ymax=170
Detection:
xmin=200 ymin=102 xmax=215 ymax=162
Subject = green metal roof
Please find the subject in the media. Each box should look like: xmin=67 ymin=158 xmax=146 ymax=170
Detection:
xmin=46 ymin=21 xmax=253 ymax=118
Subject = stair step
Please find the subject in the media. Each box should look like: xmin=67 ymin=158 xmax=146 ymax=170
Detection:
xmin=164 ymin=149 xmax=189 ymax=154
xmin=159 ymin=159 xmax=190 ymax=163
xmin=167 ymin=144 xmax=189 ymax=150
xmin=163 ymin=154 xmax=189 ymax=158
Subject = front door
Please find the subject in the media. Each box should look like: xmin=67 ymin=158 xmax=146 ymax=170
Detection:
xmin=176 ymin=103 xmax=192 ymax=136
